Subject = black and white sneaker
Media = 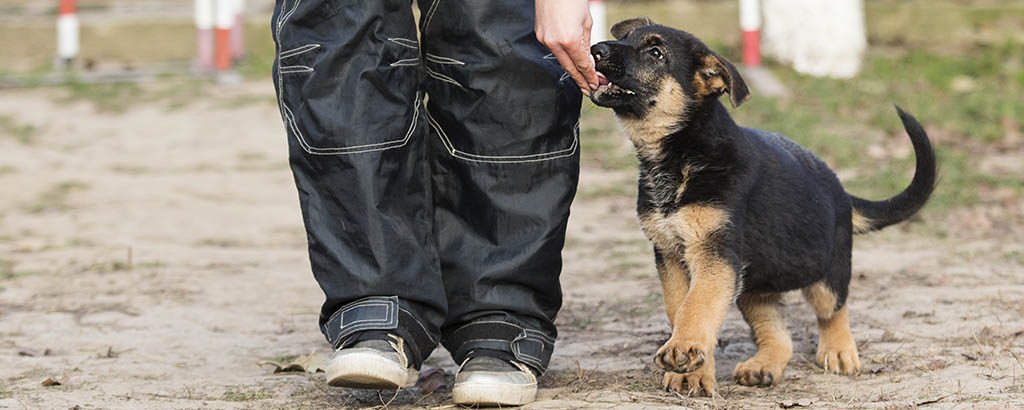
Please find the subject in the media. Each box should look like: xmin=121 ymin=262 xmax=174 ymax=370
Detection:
xmin=452 ymin=356 xmax=537 ymax=406
xmin=326 ymin=334 xmax=418 ymax=389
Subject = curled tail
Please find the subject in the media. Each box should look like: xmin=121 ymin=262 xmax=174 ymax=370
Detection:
xmin=849 ymin=106 xmax=937 ymax=234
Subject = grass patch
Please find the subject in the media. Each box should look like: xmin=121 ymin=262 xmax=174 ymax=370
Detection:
xmin=0 ymin=114 xmax=37 ymax=144
xmin=0 ymin=166 xmax=16 ymax=176
xmin=222 ymin=388 xmax=273 ymax=402
xmin=24 ymin=180 xmax=90 ymax=214
xmin=0 ymin=260 xmax=41 ymax=281
xmin=59 ymin=78 xmax=207 ymax=113
xmin=0 ymin=389 xmax=11 ymax=399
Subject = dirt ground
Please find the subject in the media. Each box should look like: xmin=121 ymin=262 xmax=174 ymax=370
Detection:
xmin=1 ymin=81 xmax=1023 ymax=410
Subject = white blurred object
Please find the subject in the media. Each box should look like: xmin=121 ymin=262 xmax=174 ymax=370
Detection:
xmin=590 ymin=0 xmax=606 ymax=45
xmin=57 ymin=0 xmax=79 ymax=67
xmin=761 ymin=0 xmax=867 ymax=78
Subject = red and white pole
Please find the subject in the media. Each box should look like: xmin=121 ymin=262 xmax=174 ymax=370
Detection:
xmin=230 ymin=0 xmax=245 ymax=60
xmin=214 ymin=0 xmax=233 ymax=72
xmin=589 ymin=0 xmax=606 ymax=45
xmin=57 ymin=0 xmax=79 ymax=69
xmin=739 ymin=0 xmax=761 ymax=66
xmin=195 ymin=0 xmax=215 ymax=71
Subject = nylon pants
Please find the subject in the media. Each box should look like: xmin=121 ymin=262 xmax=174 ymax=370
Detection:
xmin=271 ymin=0 xmax=581 ymax=374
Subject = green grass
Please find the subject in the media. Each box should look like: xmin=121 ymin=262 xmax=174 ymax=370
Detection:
xmin=24 ymin=180 xmax=90 ymax=214
xmin=0 ymin=114 xmax=37 ymax=144
xmin=59 ymin=78 xmax=207 ymax=113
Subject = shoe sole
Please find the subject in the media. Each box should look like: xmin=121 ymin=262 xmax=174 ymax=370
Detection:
xmin=326 ymin=351 xmax=418 ymax=389
xmin=452 ymin=380 xmax=537 ymax=407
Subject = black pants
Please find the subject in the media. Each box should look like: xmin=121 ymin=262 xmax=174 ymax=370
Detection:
xmin=271 ymin=0 xmax=581 ymax=374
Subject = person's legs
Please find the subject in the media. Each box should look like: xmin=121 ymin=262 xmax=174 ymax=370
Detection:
xmin=271 ymin=0 xmax=444 ymax=376
xmin=416 ymin=0 xmax=582 ymax=377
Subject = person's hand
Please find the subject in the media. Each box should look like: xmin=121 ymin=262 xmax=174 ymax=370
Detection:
xmin=535 ymin=0 xmax=599 ymax=96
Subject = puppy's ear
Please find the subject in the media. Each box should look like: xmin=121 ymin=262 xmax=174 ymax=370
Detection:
xmin=610 ymin=17 xmax=654 ymax=40
xmin=695 ymin=52 xmax=751 ymax=108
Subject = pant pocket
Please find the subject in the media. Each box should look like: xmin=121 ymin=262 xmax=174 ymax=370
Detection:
xmin=275 ymin=0 xmax=422 ymax=155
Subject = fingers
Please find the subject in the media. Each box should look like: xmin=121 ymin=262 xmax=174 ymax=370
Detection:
xmin=550 ymin=47 xmax=592 ymax=96
xmin=567 ymin=38 xmax=599 ymax=90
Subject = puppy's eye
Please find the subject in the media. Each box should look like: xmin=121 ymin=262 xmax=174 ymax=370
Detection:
xmin=648 ymin=48 xmax=664 ymax=59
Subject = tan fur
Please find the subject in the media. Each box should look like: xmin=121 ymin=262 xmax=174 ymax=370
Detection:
xmin=692 ymin=56 xmax=727 ymax=98
xmin=801 ymin=281 xmax=837 ymax=319
xmin=651 ymin=205 xmax=733 ymax=396
xmin=640 ymin=205 xmax=728 ymax=255
xmin=851 ymin=209 xmax=873 ymax=234
xmin=674 ymin=164 xmax=704 ymax=203
xmin=617 ymin=77 xmax=688 ymax=160
xmin=656 ymin=259 xmax=690 ymax=325
xmin=733 ymin=293 xmax=793 ymax=386
xmin=802 ymin=283 xmax=861 ymax=374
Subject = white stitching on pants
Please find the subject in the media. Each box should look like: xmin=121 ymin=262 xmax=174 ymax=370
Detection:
xmin=387 ymin=37 xmax=419 ymax=49
xmin=276 ymin=0 xmax=421 ymax=155
xmin=282 ymin=93 xmax=422 ymax=155
xmin=279 ymin=65 xmax=313 ymax=74
xmin=280 ymin=43 xmax=320 ymax=59
xmin=426 ymin=107 xmax=580 ymax=164
xmin=425 ymin=53 xmax=465 ymax=65
xmin=422 ymin=0 xmax=442 ymax=33
xmin=390 ymin=58 xmax=421 ymax=67
xmin=424 ymin=66 xmax=464 ymax=88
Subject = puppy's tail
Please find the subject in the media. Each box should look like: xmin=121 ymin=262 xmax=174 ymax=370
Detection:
xmin=848 ymin=106 xmax=937 ymax=234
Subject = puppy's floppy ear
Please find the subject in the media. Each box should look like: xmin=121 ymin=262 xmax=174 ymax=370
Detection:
xmin=610 ymin=17 xmax=654 ymax=40
xmin=695 ymin=52 xmax=751 ymax=108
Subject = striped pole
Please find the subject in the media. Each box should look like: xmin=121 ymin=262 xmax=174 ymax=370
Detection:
xmin=57 ymin=0 xmax=79 ymax=69
xmin=230 ymin=0 xmax=245 ymax=60
xmin=214 ymin=0 xmax=233 ymax=71
xmin=195 ymin=0 xmax=215 ymax=71
xmin=739 ymin=0 xmax=761 ymax=66
xmin=589 ymin=0 xmax=606 ymax=45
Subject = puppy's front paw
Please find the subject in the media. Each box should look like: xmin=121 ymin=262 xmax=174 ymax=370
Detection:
xmin=663 ymin=367 xmax=717 ymax=397
xmin=816 ymin=343 xmax=861 ymax=375
xmin=655 ymin=338 xmax=709 ymax=373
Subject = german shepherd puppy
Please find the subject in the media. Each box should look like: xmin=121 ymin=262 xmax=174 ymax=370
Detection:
xmin=588 ymin=18 xmax=937 ymax=396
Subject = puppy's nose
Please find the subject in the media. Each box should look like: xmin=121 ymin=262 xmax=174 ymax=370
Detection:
xmin=591 ymin=43 xmax=611 ymax=63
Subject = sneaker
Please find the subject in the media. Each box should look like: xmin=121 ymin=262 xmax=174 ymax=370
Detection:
xmin=452 ymin=356 xmax=537 ymax=406
xmin=326 ymin=333 xmax=418 ymax=389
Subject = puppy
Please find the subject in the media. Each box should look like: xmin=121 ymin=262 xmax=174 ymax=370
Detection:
xmin=589 ymin=18 xmax=937 ymax=396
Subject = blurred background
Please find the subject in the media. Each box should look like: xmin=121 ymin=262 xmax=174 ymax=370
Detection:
xmin=1 ymin=1 xmax=1022 ymax=408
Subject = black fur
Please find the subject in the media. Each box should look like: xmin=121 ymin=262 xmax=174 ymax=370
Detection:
xmin=590 ymin=22 xmax=937 ymax=306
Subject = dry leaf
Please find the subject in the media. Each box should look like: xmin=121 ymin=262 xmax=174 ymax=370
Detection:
xmin=780 ymin=398 xmax=814 ymax=408
xmin=41 ymin=375 xmax=69 ymax=387
xmin=926 ymin=359 xmax=947 ymax=370
xmin=259 ymin=351 xmax=328 ymax=374
xmin=418 ymin=367 xmax=446 ymax=394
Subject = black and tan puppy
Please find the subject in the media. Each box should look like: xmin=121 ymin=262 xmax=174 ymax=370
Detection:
xmin=589 ymin=18 xmax=937 ymax=396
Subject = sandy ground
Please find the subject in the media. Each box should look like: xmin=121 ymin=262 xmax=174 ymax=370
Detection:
xmin=1 ymin=82 xmax=1023 ymax=409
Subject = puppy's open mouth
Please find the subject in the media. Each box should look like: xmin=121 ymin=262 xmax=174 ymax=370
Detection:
xmin=595 ymin=71 xmax=634 ymax=96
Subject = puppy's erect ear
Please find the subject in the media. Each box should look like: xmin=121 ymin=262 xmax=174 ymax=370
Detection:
xmin=611 ymin=17 xmax=654 ymax=40
xmin=694 ymin=52 xmax=751 ymax=108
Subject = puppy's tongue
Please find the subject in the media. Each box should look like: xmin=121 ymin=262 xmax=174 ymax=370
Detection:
xmin=596 ymin=71 xmax=609 ymax=86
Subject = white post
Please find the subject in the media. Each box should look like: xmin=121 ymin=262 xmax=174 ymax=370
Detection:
xmin=195 ymin=0 xmax=215 ymax=71
xmin=57 ymin=0 xmax=79 ymax=69
xmin=761 ymin=0 xmax=867 ymax=78
xmin=589 ymin=0 xmax=606 ymax=45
